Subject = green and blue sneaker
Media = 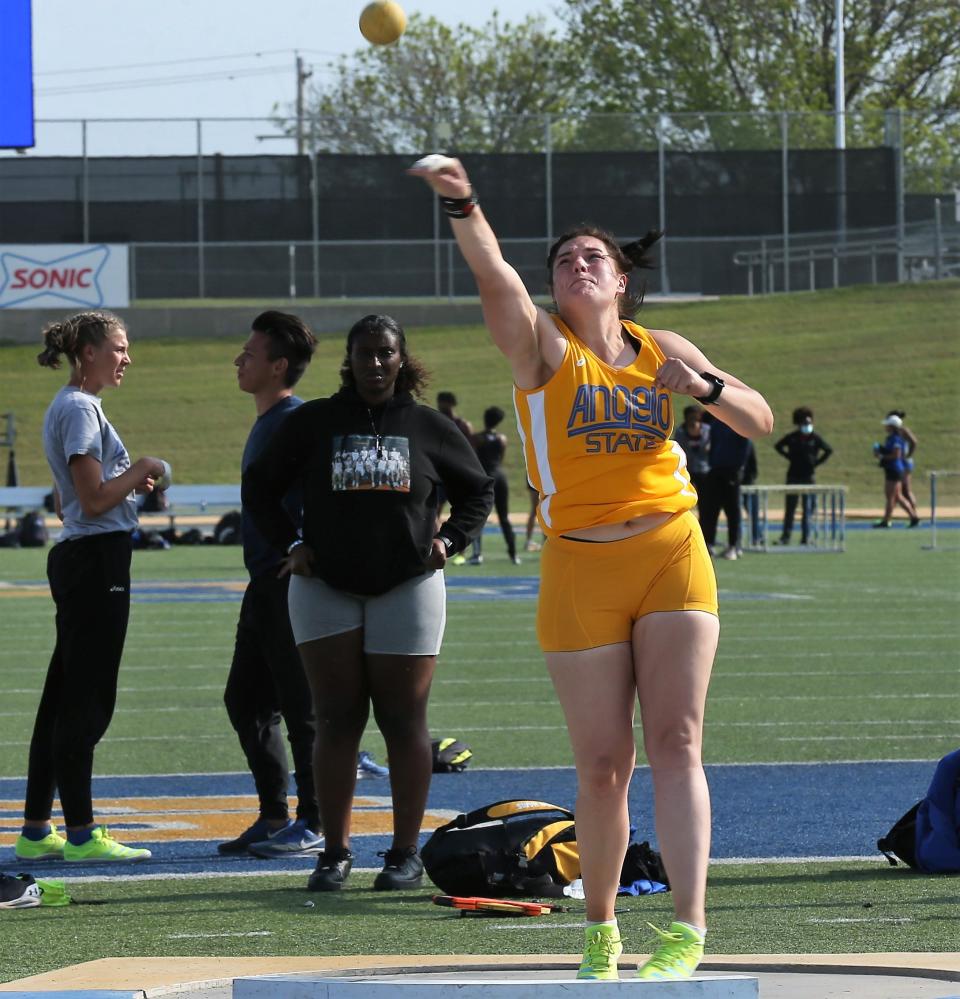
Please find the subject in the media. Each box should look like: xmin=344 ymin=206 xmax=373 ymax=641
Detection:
xmin=14 ymin=824 xmax=67 ymax=862
xmin=576 ymin=923 xmax=622 ymax=981
xmin=636 ymin=921 xmax=704 ymax=980
xmin=63 ymin=825 xmax=151 ymax=864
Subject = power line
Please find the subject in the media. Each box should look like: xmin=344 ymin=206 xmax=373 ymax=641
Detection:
xmin=36 ymin=65 xmax=294 ymax=97
xmin=35 ymin=48 xmax=341 ymax=78
xmin=36 ymin=62 xmax=336 ymax=98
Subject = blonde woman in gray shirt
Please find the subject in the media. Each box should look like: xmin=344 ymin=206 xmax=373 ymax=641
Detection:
xmin=14 ymin=311 xmax=168 ymax=865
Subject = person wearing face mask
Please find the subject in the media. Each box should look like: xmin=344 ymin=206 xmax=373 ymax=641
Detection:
xmin=242 ymin=314 xmax=493 ymax=894
xmin=773 ymin=407 xmax=832 ymax=545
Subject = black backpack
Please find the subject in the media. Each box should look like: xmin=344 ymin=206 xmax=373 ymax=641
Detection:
xmin=878 ymin=803 xmax=921 ymax=868
xmin=213 ymin=510 xmax=242 ymax=545
xmin=878 ymin=749 xmax=960 ymax=873
xmin=432 ymin=737 xmax=472 ymax=773
xmin=421 ymin=799 xmax=579 ymax=898
xmin=16 ymin=511 xmax=48 ymax=548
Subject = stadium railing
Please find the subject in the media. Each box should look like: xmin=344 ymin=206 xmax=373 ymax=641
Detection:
xmin=0 ymin=484 xmax=241 ymax=533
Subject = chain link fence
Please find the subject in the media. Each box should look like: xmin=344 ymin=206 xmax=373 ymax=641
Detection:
xmin=2 ymin=109 xmax=957 ymax=299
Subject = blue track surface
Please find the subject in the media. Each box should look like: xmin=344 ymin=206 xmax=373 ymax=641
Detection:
xmin=0 ymin=761 xmax=936 ymax=879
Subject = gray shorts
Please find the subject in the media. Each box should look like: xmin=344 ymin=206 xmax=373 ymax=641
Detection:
xmin=287 ymin=570 xmax=446 ymax=656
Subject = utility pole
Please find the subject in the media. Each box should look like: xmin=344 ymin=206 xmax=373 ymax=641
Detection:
xmin=295 ymin=53 xmax=313 ymax=156
xmin=834 ymin=0 xmax=847 ymax=245
xmin=834 ymin=0 xmax=845 ymax=151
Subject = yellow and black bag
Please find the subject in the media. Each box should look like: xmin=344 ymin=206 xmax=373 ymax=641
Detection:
xmin=421 ymin=799 xmax=579 ymax=898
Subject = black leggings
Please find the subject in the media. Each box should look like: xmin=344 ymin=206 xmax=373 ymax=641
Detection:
xmin=224 ymin=572 xmax=319 ymax=828
xmin=472 ymin=469 xmax=516 ymax=559
xmin=25 ymin=532 xmax=132 ymax=827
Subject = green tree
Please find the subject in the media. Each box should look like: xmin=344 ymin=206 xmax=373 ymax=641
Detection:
xmin=288 ymin=14 xmax=574 ymax=154
xmin=558 ymin=0 xmax=960 ymax=188
xmin=560 ymin=0 xmax=958 ymax=113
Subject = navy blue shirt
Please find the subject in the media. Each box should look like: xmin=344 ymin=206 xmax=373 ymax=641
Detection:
xmin=707 ymin=417 xmax=751 ymax=471
xmin=242 ymin=396 xmax=303 ymax=579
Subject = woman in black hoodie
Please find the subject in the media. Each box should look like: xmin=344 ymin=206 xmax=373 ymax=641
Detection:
xmin=243 ymin=314 xmax=493 ymax=893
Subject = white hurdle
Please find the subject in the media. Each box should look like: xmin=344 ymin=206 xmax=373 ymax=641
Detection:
xmin=926 ymin=469 xmax=960 ymax=551
xmin=740 ymin=484 xmax=847 ymax=553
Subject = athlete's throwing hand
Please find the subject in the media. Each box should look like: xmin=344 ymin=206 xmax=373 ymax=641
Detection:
xmin=654 ymin=358 xmax=713 ymax=399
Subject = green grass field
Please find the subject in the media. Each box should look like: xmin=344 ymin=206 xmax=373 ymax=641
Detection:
xmin=1 ymin=283 xmax=959 ymax=983
xmin=1 ymin=529 xmax=958 ymax=981
xmin=2 ymin=281 xmax=959 ymax=509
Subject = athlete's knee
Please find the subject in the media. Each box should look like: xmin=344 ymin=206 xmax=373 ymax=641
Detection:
xmin=643 ymin=722 xmax=703 ymax=770
xmin=576 ymin=746 xmax=636 ymax=797
xmin=372 ymin=700 xmax=428 ymax=742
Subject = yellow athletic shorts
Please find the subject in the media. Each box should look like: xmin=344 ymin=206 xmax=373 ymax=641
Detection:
xmin=537 ymin=510 xmax=718 ymax=652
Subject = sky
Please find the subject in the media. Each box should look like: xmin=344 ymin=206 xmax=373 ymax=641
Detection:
xmin=17 ymin=0 xmax=564 ymax=157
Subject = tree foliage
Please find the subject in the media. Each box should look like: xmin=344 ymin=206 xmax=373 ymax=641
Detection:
xmin=559 ymin=0 xmax=959 ymax=114
xmin=558 ymin=0 xmax=959 ymax=188
xmin=292 ymin=14 xmax=573 ymax=154
xmin=281 ymin=2 xmax=958 ymax=190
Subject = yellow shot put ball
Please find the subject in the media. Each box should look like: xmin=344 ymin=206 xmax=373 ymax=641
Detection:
xmin=359 ymin=0 xmax=407 ymax=45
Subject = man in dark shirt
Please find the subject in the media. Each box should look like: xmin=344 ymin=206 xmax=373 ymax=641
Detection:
xmin=218 ymin=311 xmax=322 ymax=858
xmin=774 ymin=407 xmax=832 ymax=545
xmin=436 ymin=391 xmax=474 ymax=563
xmin=699 ymin=414 xmax=752 ymax=560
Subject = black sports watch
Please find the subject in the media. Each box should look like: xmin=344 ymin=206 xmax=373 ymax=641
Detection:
xmin=438 ymin=536 xmax=455 ymax=554
xmin=695 ymin=372 xmax=725 ymax=405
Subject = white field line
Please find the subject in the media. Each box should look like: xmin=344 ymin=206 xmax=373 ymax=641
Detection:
xmin=0 ymin=760 xmax=937 ymax=781
xmin=24 ymin=855 xmax=884 ymax=885
xmin=0 ymin=692 xmax=960 ymax=720
xmin=167 ymin=931 xmax=273 ymax=939
xmin=0 ymin=633 xmax=958 ymax=655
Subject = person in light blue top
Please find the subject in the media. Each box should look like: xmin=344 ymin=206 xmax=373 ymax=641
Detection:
xmin=15 ymin=310 xmax=169 ymax=866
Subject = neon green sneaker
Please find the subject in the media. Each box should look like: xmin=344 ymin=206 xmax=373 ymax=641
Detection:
xmin=63 ymin=826 xmax=152 ymax=864
xmin=14 ymin=824 xmax=67 ymax=862
xmin=636 ymin=921 xmax=704 ymax=980
xmin=576 ymin=923 xmax=623 ymax=981
xmin=36 ymin=879 xmax=72 ymax=907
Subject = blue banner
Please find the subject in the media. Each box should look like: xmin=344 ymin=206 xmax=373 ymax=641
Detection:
xmin=0 ymin=0 xmax=35 ymax=149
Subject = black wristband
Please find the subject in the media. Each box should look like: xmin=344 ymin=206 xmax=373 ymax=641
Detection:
xmin=695 ymin=372 xmax=725 ymax=405
xmin=440 ymin=188 xmax=478 ymax=219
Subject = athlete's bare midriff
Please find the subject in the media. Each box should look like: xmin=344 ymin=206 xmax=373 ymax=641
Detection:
xmin=560 ymin=510 xmax=674 ymax=542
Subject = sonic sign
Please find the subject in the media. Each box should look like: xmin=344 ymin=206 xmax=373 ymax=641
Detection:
xmin=0 ymin=245 xmax=130 ymax=310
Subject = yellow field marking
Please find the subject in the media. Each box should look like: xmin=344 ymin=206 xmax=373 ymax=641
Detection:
xmin=0 ymin=584 xmax=48 ymax=599
xmin=0 ymin=795 xmax=457 ymax=845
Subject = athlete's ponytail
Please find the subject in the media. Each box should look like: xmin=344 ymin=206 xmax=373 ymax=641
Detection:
xmin=37 ymin=311 xmax=124 ymax=370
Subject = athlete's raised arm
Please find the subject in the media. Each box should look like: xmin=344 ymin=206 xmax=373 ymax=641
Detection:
xmin=408 ymin=156 xmax=561 ymax=388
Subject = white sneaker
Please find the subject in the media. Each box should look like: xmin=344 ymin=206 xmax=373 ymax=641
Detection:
xmin=721 ymin=547 xmax=738 ymax=560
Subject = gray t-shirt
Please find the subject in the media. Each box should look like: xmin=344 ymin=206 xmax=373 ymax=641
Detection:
xmin=43 ymin=385 xmax=138 ymax=539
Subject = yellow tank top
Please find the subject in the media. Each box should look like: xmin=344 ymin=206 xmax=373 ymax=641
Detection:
xmin=514 ymin=315 xmax=697 ymax=536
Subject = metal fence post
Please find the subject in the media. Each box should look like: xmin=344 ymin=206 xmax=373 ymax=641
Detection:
xmin=934 ymin=197 xmax=943 ymax=279
xmin=196 ymin=119 xmax=205 ymax=299
xmin=657 ymin=114 xmax=670 ymax=294
xmin=544 ymin=113 xmax=554 ymax=242
xmin=311 ymin=149 xmax=320 ymax=298
xmin=781 ymin=111 xmax=790 ymax=292
xmin=81 ymin=120 xmax=89 ymax=243
xmin=895 ymin=108 xmax=905 ymax=282
xmin=288 ymin=243 xmax=297 ymax=298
